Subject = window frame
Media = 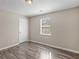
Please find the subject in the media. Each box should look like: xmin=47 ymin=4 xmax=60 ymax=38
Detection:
xmin=40 ymin=16 xmax=51 ymax=36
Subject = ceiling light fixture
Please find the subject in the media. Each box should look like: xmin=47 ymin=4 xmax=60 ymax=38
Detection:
xmin=25 ymin=0 xmax=32 ymax=4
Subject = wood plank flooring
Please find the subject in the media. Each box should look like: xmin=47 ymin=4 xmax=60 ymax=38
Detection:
xmin=0 ymin=41 xmax=79 ymax=59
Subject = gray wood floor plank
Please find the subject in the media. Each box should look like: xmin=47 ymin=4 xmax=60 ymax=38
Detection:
xmin=0 ymin=42 xmax=79 ymax=59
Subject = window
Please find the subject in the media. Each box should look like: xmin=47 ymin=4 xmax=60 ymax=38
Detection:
xmin=40 ymin=15 xmax=51 ymax=36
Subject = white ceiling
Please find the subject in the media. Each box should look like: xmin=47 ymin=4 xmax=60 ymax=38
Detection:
xmin=0 ymin=0 xmax=79 ymax=16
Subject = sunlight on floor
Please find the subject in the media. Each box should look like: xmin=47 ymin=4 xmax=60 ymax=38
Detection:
xmin=40 ymin=50 xmax=55 ymax=59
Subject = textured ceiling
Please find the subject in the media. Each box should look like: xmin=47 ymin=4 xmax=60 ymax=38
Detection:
xmin=0 ymin=0 xmax=79 ymax=16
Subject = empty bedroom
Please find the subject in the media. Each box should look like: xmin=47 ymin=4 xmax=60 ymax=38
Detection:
xmin=0 ymin=0 xmax=79 ymax=59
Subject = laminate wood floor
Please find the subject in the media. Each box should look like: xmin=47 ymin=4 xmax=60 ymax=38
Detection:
xmin=0 ymin=41 xmax=79 ymax=59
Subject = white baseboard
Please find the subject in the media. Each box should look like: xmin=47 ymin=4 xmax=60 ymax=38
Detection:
xmin=30 ymin=40 xmax=79 ymax=54
xmin=0 ymin=40 xmax=30 ymax=51
xmin=0 ymin=43 xmax=19 ymax=51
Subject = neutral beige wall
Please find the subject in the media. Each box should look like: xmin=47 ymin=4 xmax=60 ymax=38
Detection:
xmin=30 ymin=8 xmax=79 ymax=51
xmin=0 ymin=11 xmax=19 ymax=49
xmin=0 ymin=10 xmax=29 ymax=49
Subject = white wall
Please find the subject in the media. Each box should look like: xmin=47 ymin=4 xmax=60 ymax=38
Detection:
xmin=19 ymin=16 xmax=29 ymax=43
xmin=0 ymin=10 xmax=29 ymax=49
xmin=30 ymin=8 xmax=79 ymax=52
xmin=0 ymin=11 xmax=19 ymax=49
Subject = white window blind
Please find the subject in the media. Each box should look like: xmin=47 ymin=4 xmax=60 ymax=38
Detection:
xmin=40 ymin=15 xmax=51 ymax=36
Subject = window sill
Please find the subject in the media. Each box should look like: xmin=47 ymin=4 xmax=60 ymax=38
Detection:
xmin=40 ymin=33 xmax=51 ymax=36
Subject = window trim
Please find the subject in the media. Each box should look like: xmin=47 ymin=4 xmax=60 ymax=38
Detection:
xmin=40 ymin=16 xmax=51 ymax=36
